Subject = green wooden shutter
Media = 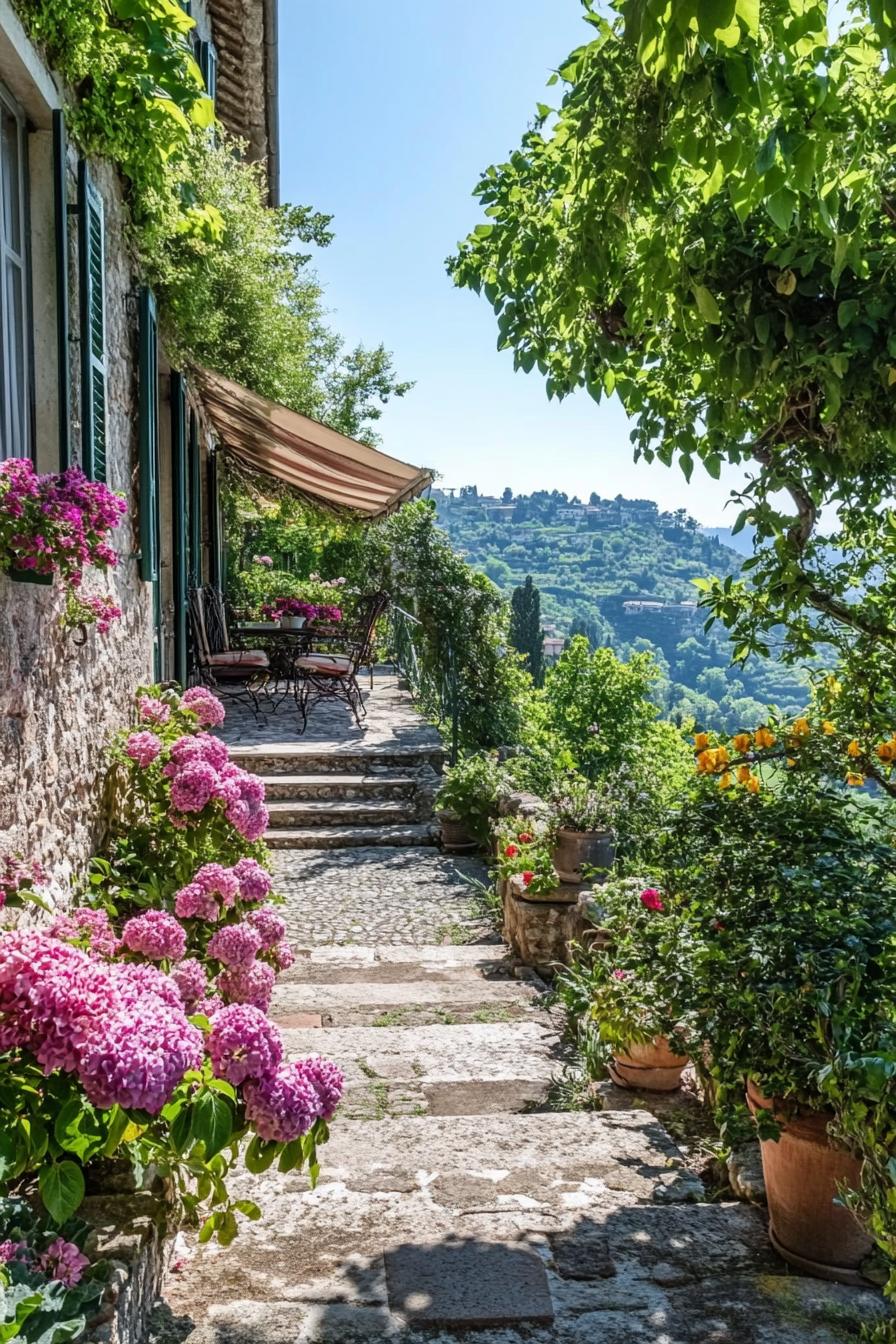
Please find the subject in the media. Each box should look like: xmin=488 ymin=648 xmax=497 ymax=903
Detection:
xmin=171 ymin=372 xmax=189 ymax=687
xmin=188 ymin=407 xmax=202 ymax=583
xmin=77 ymin=162 xmax=106 ymax=482
xmin=53 ymin=112 xmax=71 ymax=470
xmin=207 ymin=448 xmax=221 ymax=590
xmin=138 ymin=288 xmax=160 ymax=583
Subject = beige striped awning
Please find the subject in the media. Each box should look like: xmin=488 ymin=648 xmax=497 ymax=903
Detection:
xmin=196 ymin=369 xmax=432 ymax=518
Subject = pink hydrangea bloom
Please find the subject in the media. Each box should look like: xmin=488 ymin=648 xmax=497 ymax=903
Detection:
xmin=39 ymin=1237 xmax=89 ymax=1287
xmin=194 ymin=863 xmax=240 ymax=907
xmin=0 ymin=855 xmax=47 ymax=908
xmin=169 ymin=761 xmax=219 ymax=813
xmin=48 ymin=907 xmax=118 ymax=958
xmin=120 ymin=911 xmax=187 ymax=962
xmin=217 ymin=960 xmax=275 ymax=1012
xmin=193 ymin=994 xmax=224 ymax=1018
xmin=180 ymin=686 xmax=226 ymax=728
xmin=207 ymin=922 xmax=263 ymax=969
xmin=247 ymin=906 xmax=286 ymax=950
xmin=300 ymin=1055 xmax=345 ymax=1120
xmin=270 ymin=940 xmax=295 ymax=971
xmin=137 ymin=695 xmax=171 ymax=725
xmin=174 ymin=883 xmax=220 ymax=922
xmin=242 ymin=1060 xmax=324 ymax=1142
xmin=611 ymin=969 xmax=629 ymax=981
xmin=0 ymin=1240 xmax=28 ymax=1265
xmin=109 ymin=961 xmax=185 ymax=1011
xmin=124 ymin=731 xmax=162 ymax=769
xmin=233 ymin=857 xmax=272 ymax=903
xmin=207 ymin=1003 xmax=283 ymax=1086
xmin=170 ymin=958 xmax=206 ymax=1008
xmin=78 ymin=999 xmax=203 ymax=1114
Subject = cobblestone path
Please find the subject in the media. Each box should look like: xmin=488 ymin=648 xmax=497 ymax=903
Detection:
xmin=151 ymin=675 xmax=886 ymax=1343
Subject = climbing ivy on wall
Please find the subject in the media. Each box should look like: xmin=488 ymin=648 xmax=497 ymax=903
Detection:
xmin=15 ymin=0 xmax=410 ymax=441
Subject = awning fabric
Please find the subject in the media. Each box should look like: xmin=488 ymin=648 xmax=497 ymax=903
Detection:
xmin=196 ymin=368 xmax=432 ymax=518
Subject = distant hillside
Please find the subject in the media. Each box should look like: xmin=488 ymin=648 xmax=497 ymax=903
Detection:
xmin=433 ymin=486 xmax=807 ymax=731
xmin=700 ymin=524 xmax=756 ymax=557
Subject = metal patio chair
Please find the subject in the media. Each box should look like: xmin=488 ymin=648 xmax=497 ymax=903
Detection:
xmin=188 ymin=586 xmax=271 ymax=713
xmin=292 ymin=591 xmax=389 ymax=731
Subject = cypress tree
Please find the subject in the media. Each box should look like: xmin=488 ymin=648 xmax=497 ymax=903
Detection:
xmin=510 ymin=574 xmax=545 ymax=687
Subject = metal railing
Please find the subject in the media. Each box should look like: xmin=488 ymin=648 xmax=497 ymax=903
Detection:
xmin=389 ymin=603 xmax=460 ymax=764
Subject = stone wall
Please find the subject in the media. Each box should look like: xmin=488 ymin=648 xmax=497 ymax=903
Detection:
xmin=0 ymin=147 xmax=154 ymax=893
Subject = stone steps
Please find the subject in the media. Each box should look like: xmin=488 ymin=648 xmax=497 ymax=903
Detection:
xmin=261 ymin=773 xmax=418 ymax=802
xmin=264 ymin=822 xmax=438 ymax=850
xmin=266 ymin=798 xmax=419 ymax=830
xmin=276 ymin=1019 xmax=566 ymax=1117
xmin=280 ymin=944 xmax=521 ymax=985
xmin=231 ymin=742 xmax=446 ymax=777
xmin=270 ymin=976 xmax=543 ymax=1028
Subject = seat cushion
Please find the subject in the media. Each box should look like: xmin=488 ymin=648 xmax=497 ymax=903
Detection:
xmin=295 ymin=655 xmax=352 ymax=677
xmin=208 ymin=650 xmax=269 ymax=668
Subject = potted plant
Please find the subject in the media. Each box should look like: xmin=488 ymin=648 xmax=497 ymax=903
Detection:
xmin=0 ymin=458 xmax=126 ymax=602
xmin=554 ymin=876 xmax=691 ymax=1090
xmin=261 ymin=597 xmax=318 ymax=629
xmin=549 ymin=775 xmax=617 ymax=882
xmin=657 ymin=756 xmax=896 ymax=1284
xmin=495 ymin=820 xmax=566 ymax=902
xmin=435 ymin=753 xmax=501 ymax=852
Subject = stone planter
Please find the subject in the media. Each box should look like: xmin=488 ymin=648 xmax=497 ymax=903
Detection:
xmin=552 ymin=827 xmax=616 ymax=884
xmin=438 ymin=812 xmax=478 ymax=853
xmin=280 ymin=615 xmax=305 ymax=630
xmin=502 ymin=880 xmax=591 ymax=976
xmin=746 ymin=1079 xmax=872 ymax=1285
xmin=608 ymin=1037 xmax=690 ymax=1092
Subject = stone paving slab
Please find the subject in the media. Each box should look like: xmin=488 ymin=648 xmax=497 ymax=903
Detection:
xmin=219 ymin=669 xmax=444 ymax=753
xmin=384 ymin=1240 xmax=554 ymax=1328
xmin=282 ymin=944 xmax=516 ymax=984
xmin=153 ymin=1113 xmax=887 ymax=1343
xmin=279 ymin=1021 xmax=566 ymax=1116
xmin=272 ymin=846 xmax=491 ymax=947
xmin=270 ymin=976 xmax=542 ymax=1027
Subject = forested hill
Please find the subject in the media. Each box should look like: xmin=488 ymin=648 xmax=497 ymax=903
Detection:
xmin=433 ymin=487 xmax=807 ymax=730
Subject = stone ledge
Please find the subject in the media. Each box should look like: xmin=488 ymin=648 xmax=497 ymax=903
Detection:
xmin=83 ymin=1191 xmax=176 ymax=1344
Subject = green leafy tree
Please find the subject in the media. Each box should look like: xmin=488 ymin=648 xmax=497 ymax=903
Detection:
xmin=450 ymin=0 xmax=896 ymax=735
xmin=510 ymin=575 xmax=545 ymax=686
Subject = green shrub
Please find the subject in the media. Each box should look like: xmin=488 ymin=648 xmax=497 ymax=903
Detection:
xmin=434 ymin=753 xmax=501 ymax=849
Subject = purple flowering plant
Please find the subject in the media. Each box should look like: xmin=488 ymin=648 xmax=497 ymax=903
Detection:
xmin=0 ymin=1197 xmax=105 ymax=1341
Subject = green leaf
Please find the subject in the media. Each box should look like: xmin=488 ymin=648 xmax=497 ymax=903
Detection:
xmin=765 ymin=189 xmax=796 ymax=232
xmin=278 ymin=1139 xmax=303 ymax=1173
xmin=53 ymin=1098 xmax=106 ymax=1161
xmin=693 ymin=284 xmax=721 ymax=324
xmin=234 ymin=1199 xmax=262 ymax=1221
xmin=696 ymin=0 xmax=736 ymax=39
xmin=190 ymin=1090 xmax=233 ymax=1160
xmin=701 ymin=159 xmax=725 ymax=202
xmin=244 ymin=1135 xmax=278 ymax=1174
xmin=735 ymin=0 xmax=759 ymax=36
xmin=837 ymin=299 xmax=860 ymax=329
xmin=39 ymin=1161 xmax=85 ymax=1225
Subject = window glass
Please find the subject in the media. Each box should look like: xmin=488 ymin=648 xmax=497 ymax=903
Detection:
xmin=0 ymin=89 xmax=29 ymax=461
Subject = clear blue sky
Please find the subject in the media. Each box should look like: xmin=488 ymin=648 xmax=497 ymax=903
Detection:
xmin=281 ymin=2 xmax=748 ymax=525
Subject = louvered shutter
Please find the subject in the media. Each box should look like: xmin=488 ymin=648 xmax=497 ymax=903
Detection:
xmin=171 ymin=372 xmax=189 ymax=687
xmin=53 ymin=112 xmax=71 ymax=470
xmin=188 ymin=407 xmax=202 ymax=583
xmin=78 ymin=162 xmax=106 ymax=482
xmin=138 ymin=288 xmax=160 ymax=584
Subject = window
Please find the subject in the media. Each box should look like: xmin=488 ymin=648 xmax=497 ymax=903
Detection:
xmin=78 ymin=162 xmax=107 ymax=481
xmin=194 ymin=38 xmax=218 ymax=103
xmin=0 ymin=87 xmax=31 ymax=460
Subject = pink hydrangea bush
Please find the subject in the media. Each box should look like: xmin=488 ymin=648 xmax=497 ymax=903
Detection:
xmin=0 ymin=854 xmax=48 ymax=911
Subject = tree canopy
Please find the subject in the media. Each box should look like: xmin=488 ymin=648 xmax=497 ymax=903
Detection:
xmin=450 ymin=0 xmax=896 ymax=730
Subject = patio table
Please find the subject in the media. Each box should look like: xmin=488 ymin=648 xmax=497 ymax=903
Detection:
xmin=232 ymin=622 xmax=345 ymax=708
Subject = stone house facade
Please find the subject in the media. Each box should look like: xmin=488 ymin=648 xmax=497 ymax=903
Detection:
xmin=0 ymin=0 xmax=278 ymax=884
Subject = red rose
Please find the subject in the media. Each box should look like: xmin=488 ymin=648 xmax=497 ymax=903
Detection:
xmin=521 ymin=871 xmax=534 ymax=887
xmin=639 ymin=888 xmax=664 ymax=912
xmin=504 ymin=844 xmax=519 ymax=858
xmin=518 ymin=832 xmax=533 ymax=844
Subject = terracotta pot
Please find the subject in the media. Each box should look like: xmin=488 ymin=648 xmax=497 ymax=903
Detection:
xmin=608 ymin=1037 xmax=689 ymax=1092
xmin=438 ymin=814 xmax=477 ymax=854
xmin=552 ymin=827 xmax=616 ymax=883
xmin=746 ymin=1079 xmax=872 ymax=1284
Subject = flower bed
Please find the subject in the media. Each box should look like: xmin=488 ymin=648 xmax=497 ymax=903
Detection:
xmin=0 ymin=686 xmax=345 ymax=1339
